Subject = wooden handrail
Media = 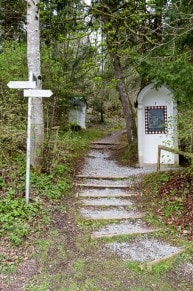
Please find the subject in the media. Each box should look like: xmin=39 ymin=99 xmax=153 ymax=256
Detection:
xmin=157 ymin=145 xmax=193 ymax=171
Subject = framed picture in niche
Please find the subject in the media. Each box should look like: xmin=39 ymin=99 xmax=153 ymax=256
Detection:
xmin=145 ymin=106 xmax=167 ymax=134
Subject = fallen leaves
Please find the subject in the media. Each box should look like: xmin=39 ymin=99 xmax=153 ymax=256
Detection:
xmin=155 ymin=169 xmax=193 ymax=239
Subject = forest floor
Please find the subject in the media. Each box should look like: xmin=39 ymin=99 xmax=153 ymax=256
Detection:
xmin=1 ymin=130 xmax=193 ymax=290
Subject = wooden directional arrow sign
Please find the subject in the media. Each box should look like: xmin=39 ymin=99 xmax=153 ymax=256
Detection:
xmin=7 ymin=81 xmax=36 ymax=89
xmin=24 ymin=89 xmax=53 ymax=98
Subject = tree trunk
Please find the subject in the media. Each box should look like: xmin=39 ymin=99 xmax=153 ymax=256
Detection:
xmin=111 ymin=53 xmax=137 ymax=144
xmin=27 ymin=0 xmax=44 ymax=169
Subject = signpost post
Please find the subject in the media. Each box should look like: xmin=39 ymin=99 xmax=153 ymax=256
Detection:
xmin=25 ymin=72 xmax=33 ymax=205
xmin=7 ymin=73 xmax=53 ymax=204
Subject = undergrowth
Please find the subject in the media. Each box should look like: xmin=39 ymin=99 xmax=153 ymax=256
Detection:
xmin=0 ymin=127 xmax=105 ymax=245
xmin=141 ymin=167 xmax=193 ymax=240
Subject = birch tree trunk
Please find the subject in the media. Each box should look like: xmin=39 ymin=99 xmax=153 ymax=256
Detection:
xmin=27 ymin=0 xmax=44 ymax=169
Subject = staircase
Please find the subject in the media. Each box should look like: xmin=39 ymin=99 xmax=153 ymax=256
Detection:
xmin=75 ymin=136 xmax=185 ymax=270
xmin=76 ymin=173 xmax=159 ymax=239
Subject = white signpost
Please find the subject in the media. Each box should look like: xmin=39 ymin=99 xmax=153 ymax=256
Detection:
xmin=24 ymin=89 xmax=53 ymax=98
xmin=7 ymin=81 xmax=36 ymax=89
xmin=7 ymin=74 xmax=53 ymax=204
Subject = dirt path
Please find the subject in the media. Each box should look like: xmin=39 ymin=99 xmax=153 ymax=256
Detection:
xmin=1 ymin=131 xmax=193 ymax=290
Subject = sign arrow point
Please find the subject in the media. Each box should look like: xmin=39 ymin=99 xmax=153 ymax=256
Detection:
xmin=24 ymin=89 xmax=53 ymax=98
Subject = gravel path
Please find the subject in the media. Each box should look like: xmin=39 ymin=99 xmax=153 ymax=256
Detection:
xmin=81 ymin=150 xmax=156 ymax=177
xmin=105 ymin=238 xmax=183 ymax=262
xmin=76 ymin=131 xmax=185 ymax=265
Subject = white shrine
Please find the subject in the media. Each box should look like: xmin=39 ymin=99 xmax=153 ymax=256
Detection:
xmin=137 ymin=83 xmax=179 ymax=167
xmin=69 ymin=97 xmax=87 ymax=129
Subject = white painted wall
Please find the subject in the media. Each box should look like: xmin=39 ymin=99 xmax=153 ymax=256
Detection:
xmin=69 ymin=105 xmax=86 ymax=129
xmin=137 ymin=84 xmax=179 ymax=167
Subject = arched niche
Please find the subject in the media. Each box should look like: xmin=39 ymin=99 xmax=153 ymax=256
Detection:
xmin=137 ymin=83 xmax=179 ymax=167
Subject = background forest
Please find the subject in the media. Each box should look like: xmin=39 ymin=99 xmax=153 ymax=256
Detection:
xmin=1 ymin=0 xmax=193 ymax=155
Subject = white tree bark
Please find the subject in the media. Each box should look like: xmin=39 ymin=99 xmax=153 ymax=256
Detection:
xmin=27 ymin=0 xmax=44 ymax=169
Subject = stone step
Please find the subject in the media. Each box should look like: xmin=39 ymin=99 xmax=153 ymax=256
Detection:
xmin=81 ymin=208 xmax=144 ymax=220
xmin=78 ymin=184 xmax=130 ymax=189
xmin=89 ymin=145 xmax=118 ymax=150
xmin=81 ymin=198 xmax=133 ymax=207
xmin=91 ymin=220 xmax=162 ymax=239
xmin=76 ymin=192 xmax=139 ymax=198
xmin=76 ymin=175 xmax=131 ymax=180
xmin=78 ymin=179 xmax=131 ymax=186
xmin=90 ymin=142 xmax=119 ymax=145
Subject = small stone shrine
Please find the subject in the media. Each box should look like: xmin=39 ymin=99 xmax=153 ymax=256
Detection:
xmin=137 ymin=83 xmax=179 ymax=167
xmin=69 ymin=97 xmax=87 ymax=129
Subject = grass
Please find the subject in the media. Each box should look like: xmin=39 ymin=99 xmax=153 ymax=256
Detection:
xmin=10 ymin=198 xmax=192 ymax=290
xmin=1 ymin=121 xmax=193 ymax=289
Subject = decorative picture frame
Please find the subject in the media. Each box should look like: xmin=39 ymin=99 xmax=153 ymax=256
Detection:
xmin=145 ymin=106 xmax=167 ymax=134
